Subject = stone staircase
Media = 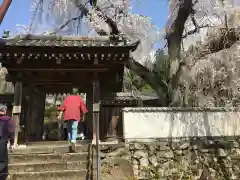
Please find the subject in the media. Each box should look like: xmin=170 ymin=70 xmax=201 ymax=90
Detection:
xmin=7 ymin=141 xmax=93 ymax=180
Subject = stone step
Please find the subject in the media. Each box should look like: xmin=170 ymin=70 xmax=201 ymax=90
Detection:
xmin=27 ymin=140 xmax=91 ymax=146
xmin=9 ymin=152 xmax=89 ymax=164
xmin=7 ymin=170 xmax=89 ymax=180
xmin=10 ymin=144 xmax=90 ymax=154
xmin=9 ymin=161 xmax=88 ymax=173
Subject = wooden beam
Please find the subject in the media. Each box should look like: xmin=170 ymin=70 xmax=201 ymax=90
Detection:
xmin=24 ymin=71 xmax=34 ymax=77
xmin=38 ymin=85 xmax=89 ymax=93
xmin=6 ymin=71 xmax=93 ymax=83
xmin=31 ymin=83 xmax=91 ymax=87
xmin=0 ymin=46 xmax=132 ymax=55
xmin=31 ymin=81 xmax=89 ymax=84
xmin=4 ymin=63 xmax=114 ymax=69
xmin=7 ymin=68 xmax=109 ymax=72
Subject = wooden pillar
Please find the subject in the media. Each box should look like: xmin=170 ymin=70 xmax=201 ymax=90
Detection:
xmin=92 ymin=59 xmax=101 ymax=180
xmin=86 ymin=91 xmax=93 ymax=139
xmin=23 ymin=95 xmax=31 ymax=144
xmin=20 ymin=88 xmax=28 ymax=144
xmin=92 ymin=73 xmax=100 ymax=144
xmin=12 ymin=81 xmax=22 ymax=147
xmin=22 ymin=85 xmax=33 ymax=144
xmin=36 ymin=91 xmax=46 ymax=141
xmin=27 ymin=88 xmax=46 ymax=141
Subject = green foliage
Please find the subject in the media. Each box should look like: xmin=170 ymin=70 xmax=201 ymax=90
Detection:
xmin=124 ymin=70 xmax=154 ymax=92
xmin=124 ymin=48 xmax=169 ymax=94
xmin=151 ymin=48 xmax=170 ymax=96
xmin=140 ymin=84 xmax=153 ymax=91
xmin=44 ymin=102 xmax=58 ymax=118
xmin=153 ymin=48 xmax=169 ymax=82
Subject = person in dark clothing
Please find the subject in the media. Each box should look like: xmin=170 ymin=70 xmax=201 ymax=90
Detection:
xmin=0 ymin=104 xmax=14 ymax=179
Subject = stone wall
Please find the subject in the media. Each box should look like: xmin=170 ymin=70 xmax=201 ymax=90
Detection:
xmin=127 ymin=138 xmax=240 ymax=179
xmin=96 ymin=138 xmax=240 ymax=179
xmin=95 ymin=138 xmax=240 ymax=179
xmin=118 ymin=107 xmax=240 ymax=179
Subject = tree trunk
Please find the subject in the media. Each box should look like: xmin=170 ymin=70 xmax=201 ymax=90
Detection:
xmin=165 ymin=0 xmax=193 ymax=106
xmin=0 ymin=0 xmax=12 ymax=24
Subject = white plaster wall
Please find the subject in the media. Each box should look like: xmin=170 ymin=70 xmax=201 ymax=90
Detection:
xmin=122 ymin=108 xmax=240 ymax=141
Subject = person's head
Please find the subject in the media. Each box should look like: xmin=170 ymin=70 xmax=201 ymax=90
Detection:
xmin=0 ymin=104 xmax=7 ymax=116
xmin=72 ymin=88 xmax=78 ymax=95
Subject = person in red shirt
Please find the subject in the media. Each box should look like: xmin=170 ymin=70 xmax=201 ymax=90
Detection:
xmin=58 ymin=89 xmax=88 ymax=152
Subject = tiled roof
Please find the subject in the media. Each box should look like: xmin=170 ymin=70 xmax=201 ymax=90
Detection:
xmin=103 ymin=92 xmax=159 ymax=101
xmin=0 ymin=34 xmax=140 ymax=49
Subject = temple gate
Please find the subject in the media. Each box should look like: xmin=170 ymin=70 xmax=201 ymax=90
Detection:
xmin=0 ymin=34 xmax=139 ymax=145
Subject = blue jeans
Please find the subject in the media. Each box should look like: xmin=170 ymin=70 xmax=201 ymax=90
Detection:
xmin=66 ymin=120 xmax=78 ymax=145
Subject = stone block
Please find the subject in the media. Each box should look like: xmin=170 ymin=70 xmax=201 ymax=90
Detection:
xmin=7 ymin=170 xmax=87 ymax=180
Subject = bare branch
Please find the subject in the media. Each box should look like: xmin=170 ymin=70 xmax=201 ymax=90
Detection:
xmin=95 ymin=6 xmax=119 ymax=36
xmin=182 ymin=10 xmax=213 ymax=38
xmin=46 ymin=2 xmax=108 ymax=36
xmin=182 ymin=24 xmax=213 ymax=38
xmin=73 ymin=2 xmax=119 ymax=36
xmin=46 ymin=14 xmax=84 ymax=35
xmin=29 ymin=0 xmax=43 ymax=32
xmin=190 ymin=13 xmax=198 ymax=28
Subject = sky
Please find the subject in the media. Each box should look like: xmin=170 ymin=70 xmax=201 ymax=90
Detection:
xmin=0 ymin=0 xmax=31 ymax=34
xmin=0 ymin=0 xmax=169 ymax=37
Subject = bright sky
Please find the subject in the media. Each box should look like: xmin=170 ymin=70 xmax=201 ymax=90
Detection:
xmin=0 ymin=0 xmax=169 ymax=37
xmin=0 ymin=0 xmax=31 ymax=34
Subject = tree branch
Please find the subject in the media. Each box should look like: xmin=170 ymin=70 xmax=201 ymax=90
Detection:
xmin=29 ymin=0 xmax=43 ymax=33
xmin=126 ymin=58 xmax=168 ymax=106
xmin=182 ymin=12 xmax=213 ymax=38
xmin=95 ymin=6 xmax=119 ymax=36
xmin=73 ymin=2 xmax=118 ymax=36
xmin=46 ymin=14 xmax=84 ymax=35
xmin=182 ymin=24 xmax=213 ymax=38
